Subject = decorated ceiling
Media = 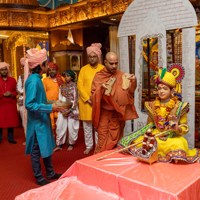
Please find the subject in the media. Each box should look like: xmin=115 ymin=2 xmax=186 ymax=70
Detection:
xmin=38 ymin=0 xmax=79 ymax=9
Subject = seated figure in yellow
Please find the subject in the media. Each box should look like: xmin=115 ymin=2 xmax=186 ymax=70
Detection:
xmin=119 ymin=65 xmax=199 ymax=163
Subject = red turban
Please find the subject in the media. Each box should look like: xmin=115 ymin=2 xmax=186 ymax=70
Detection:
xmin=48 ymin=62 xmax=64 ymax=86
xmin=48 ymin=62 xmax=58 ymax=70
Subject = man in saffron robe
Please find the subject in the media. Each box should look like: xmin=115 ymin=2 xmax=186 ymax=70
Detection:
xmin=24 ymin=48 xmax=63 ymax=186
xmin=77 ymin=43 xmax=104 ymax=154
xmin=0 ymin=62 xmax=19 ymax=144
xmin=43 ymin=62 xmax=64 ymax=133
xmin=91 ymin=52 xmax=138 ymax=154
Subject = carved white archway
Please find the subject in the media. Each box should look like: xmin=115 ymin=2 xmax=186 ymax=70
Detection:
xmin=118 ymin=0 xmax=197 ymax=148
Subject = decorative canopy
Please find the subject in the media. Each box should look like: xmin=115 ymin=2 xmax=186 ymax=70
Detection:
xmin=0 ymin=0 xmax=38 ymax=6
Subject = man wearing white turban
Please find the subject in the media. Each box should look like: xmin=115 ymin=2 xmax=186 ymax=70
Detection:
xmin=77 ymin=43 xmax=104 ymax=154
xmin=0 ymin=62 xmax=20 ymax=144
xmin=24 ymin=48 xmax=64 ymax=186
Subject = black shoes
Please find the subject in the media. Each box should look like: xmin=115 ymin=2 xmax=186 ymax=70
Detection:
xmin=36 ymin=179 xmax=50 ymax=186
xmin=47 ymin=173 xmax=62 ymax=180
xmin=37 ymin=173 xmax=62 ymax=186
xmin=8 ymin=140 xmax=17 ymax=144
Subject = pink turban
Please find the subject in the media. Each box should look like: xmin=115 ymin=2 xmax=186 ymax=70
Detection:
xmin=0 ymin=62 xmax=10 ymax=69
xmin=22 ymin=48 xmax=47 ymax=87
xmin=86 ymin=43 xmax=102 ymax=63
xmin=26 ymin=48 xmax=47 ymax=69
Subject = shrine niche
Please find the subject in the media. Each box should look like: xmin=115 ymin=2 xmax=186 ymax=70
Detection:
xmin=118 ymin=0 xmax=197 ymax=148
xmin=2 ymin=30 xmax=48 ymax=79
xmin=51 ymin=43 xmax=83 ymax=75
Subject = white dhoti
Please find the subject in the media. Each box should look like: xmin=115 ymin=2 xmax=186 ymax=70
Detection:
xmin=18 ymin=105 xmax=27 ymax=136
xmin=83 ymin=121 xmax=98 ymax=150
xmin=56 ymin=112 xmax=79 ymax=146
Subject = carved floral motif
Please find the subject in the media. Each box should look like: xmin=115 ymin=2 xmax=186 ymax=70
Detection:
xmin=60 ymin=9 xmax=72 ymax=24
xmin=10 ymin=12 xmax=31 ymax=27
xmin=0 ymin=12 xmax=8 ymax=26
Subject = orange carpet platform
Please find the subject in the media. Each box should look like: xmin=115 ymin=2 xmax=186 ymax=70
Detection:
xmin=15 ymin=150 xmax=200 ymax=200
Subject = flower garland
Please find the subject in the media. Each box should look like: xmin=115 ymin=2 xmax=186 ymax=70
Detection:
xmin=153 ymin=96 xmax=178 ymax=129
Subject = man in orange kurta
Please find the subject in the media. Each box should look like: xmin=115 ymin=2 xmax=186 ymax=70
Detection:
xmin=43 ymin=62 xmax=64 ymax=132
xmin=91 ymin=52 xmax=138 ymax=154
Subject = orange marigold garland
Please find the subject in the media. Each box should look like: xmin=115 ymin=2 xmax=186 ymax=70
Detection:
xmin=153 ymin=96 xmax=178 ymax=129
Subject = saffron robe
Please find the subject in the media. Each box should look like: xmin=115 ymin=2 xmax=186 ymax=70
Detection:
xmin=77 ymin=63 xmax=104 ymax=121
xmin=91 ymin=68 xmax=138 ymax=153
xmin=0 ymin=76 xmax=19 ymax=128
xmin=25 ymin=74 xmax=55 ymax=158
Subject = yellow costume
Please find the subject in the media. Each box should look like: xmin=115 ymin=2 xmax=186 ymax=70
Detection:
xmin=119 ymin=65 xmax=200 ymax=163
xmin=77 ymin=63 xmax=104 ymax=120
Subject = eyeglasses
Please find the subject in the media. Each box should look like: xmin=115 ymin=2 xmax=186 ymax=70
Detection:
xmin=108 ymin=62 xmax=118 ymax=65
xmin=88 ymin=56 xmax=97 ymax=59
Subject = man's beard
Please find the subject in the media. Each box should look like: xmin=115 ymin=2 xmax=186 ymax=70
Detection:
xmin=49 ymin=73 xmax=56 ymax=78
xmin=0 ymin=73 xmax=7 ymax=78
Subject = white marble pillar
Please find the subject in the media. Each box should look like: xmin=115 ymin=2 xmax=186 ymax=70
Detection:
xmin=182 ymin=27 xmax=196 ymax=148
xmin=119 ymin=36 xmax=133 ymax=134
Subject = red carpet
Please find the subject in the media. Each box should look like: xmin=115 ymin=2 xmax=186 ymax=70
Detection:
xmin=0 ymin=126 xmax=93 ymax=200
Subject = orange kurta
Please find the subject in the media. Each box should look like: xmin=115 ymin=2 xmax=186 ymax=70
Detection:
xmin=43 ymin=77 xmax=60 ymax=101
xmin=91 ymin=68 xmax=138 ymax=153
xmin=42 ymin=77 xmax=61 ymax=130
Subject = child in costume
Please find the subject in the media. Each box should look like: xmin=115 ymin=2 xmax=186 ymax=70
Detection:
xmin=55 ymin=70 xmax=79 ymax=151
xmin=119 ymin=64 xmax=199 ymax=163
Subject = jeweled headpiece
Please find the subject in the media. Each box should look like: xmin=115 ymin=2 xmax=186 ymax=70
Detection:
xmin=154 ymin=63 xmax=185 ymax=95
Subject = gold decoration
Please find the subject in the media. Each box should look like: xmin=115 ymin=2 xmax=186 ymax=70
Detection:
xmin=3 ymin=31 xmax=48 ymax=79
xmin=0 ymin=0 xmax=132 ymax=29
xmin=0 ymin=12 xmax=8 ymax=26
xmin=0 ymin=0 xmax=38 ymax=5
xmin=137 ymin=149 xmax=158 ymax=165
